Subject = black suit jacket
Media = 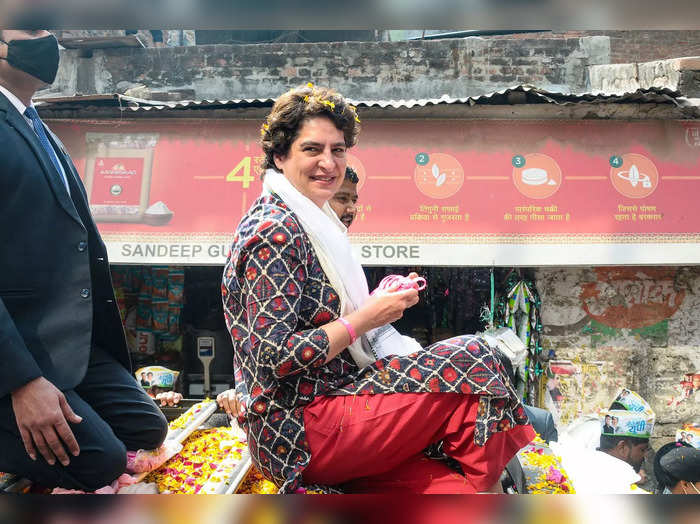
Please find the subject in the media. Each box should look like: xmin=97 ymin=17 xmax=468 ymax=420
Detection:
xmin=0 ymin=91 xmax=130 ymax=398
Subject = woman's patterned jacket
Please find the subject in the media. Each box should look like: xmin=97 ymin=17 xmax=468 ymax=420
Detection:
xmin=222 ymin=193 xmax=529 ymax=493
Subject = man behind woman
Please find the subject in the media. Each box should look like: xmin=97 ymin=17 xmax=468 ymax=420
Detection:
xmin=219 ymin=84 xmax=534 ymax=493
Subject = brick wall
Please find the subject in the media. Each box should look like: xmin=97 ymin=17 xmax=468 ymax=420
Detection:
xmin=42 ymin=30 xmax=700 ymax=100
xmin=603 ymin=31 xmax=700 ymax=64
xmin=482 ymin=31 xmax=700 ymax=64
xmin=45 ymin=34 xmax=611 ymax=100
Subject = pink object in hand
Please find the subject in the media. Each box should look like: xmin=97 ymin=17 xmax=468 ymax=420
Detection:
xmin=371 ymin=274 xmax=427 ymax=295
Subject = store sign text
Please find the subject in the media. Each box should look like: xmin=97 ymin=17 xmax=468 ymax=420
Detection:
xmin=360 ymin=245 xmax=420 ymax=260
xmin=120 ymin=243 xmax=230 ymax=260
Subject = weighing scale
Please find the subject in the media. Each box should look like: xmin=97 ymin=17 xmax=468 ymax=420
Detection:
xmin=196 ymin=336 xmax=215 ymax=398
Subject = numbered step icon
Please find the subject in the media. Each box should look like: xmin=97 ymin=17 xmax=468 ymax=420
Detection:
xmin=609 ymin=155 xmax=623 ymax=169
xmin=415 ymin=152 xmax=430 ymax=166
xmin=609 ymin=153 xmax=658 ymax=199
xmin=413 ymin=153 xmax=464 ymax=199
xmin=512 ymin=153 xmax=562 ymax=199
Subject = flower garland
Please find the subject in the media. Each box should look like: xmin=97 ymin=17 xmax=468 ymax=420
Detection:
xmin=520 ymin=435 xmax=575 ymax=494
xmin=167 ymin=398 xmax=214 ymax=430
xmin=144 ymin=427 xmax=246 ymax=494
xmin=235 ymin=467 xmax=278 ymax=494
xmin=143 ymin=400 xmax=249 ymax=494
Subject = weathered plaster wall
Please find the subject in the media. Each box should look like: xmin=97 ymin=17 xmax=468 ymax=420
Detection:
xmin=42 ymin=34 xmax=611 ymax=100
xmin=590 ymin=56 xmax=700 ymax=96
xmin=41 ymin=30 xmax=700 ymax=100
xmin=536 ymin=266 xmax=700 ymax=445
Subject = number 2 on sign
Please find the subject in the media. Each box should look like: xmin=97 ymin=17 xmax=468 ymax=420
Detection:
xmin=226 ymin=157 xmax=255 ymax=188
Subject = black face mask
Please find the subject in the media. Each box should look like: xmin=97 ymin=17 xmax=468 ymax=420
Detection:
xmin=0 ymin=34 xmax=60 ymax=84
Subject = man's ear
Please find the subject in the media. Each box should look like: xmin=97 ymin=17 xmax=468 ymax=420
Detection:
xmin=273 ymin=153 xmax=285 ymax=172
xmin=615 ymin=440 xmax=630 ymax=455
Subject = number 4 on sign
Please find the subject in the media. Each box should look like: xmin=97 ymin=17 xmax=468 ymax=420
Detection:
xmin=226 ymin=157 xmax=255 ymax=188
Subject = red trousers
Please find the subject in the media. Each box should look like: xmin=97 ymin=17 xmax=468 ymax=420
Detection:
xmin=302 ymin=393 xmax=535 ymax=494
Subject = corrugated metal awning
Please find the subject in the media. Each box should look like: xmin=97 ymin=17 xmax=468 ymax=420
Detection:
xmin=35 ymin=85 xmax=684 ymax=113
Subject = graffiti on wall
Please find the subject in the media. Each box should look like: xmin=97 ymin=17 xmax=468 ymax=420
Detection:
xmin=581 ymin=268 xmax=685 ymax=328
xmin=579 ymin=267 xmax=685 ymax=346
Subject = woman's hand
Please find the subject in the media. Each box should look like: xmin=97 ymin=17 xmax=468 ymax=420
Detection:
xmin=322 ymin=273 xmax=421 ymax=363
xmin=156 ymin=391 xmax=183 ymax=407
xmin=358 ymin=284 xmax=419 ymax=330
xmin=217 ymin=389 xmax=245 ymax=417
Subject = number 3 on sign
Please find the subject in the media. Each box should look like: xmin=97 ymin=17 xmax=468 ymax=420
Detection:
xmin=226 ymin=157 xmax=255 ymax=188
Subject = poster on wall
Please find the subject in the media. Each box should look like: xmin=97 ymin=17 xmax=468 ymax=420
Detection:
xmin=49 ymin=118 xmax=700 ymax=265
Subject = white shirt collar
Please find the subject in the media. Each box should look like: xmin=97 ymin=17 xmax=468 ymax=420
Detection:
xmin=0 ymin=84 xmax=71 ymax=194
xmin=0 ymin=84 xmax=29 ymax=113
xmin=0 ymin=84 xmax=35 ymax=126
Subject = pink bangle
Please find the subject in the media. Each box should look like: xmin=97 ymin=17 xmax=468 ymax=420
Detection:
xmin=338 ymin=317 xmax=357 ymax=345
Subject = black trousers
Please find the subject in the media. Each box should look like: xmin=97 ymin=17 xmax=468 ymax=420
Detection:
xmin=0 ymin=346 xmax=168 ymax=490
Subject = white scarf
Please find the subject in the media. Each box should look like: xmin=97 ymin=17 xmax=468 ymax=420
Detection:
xmin=262 ymin=169 xmax=422 ymax=368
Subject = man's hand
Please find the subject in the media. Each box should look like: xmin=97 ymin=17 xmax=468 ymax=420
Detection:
xmin=11 ymin=377 xmax=82 ymax=466
xmin=156 ymin=391 xmax=183 ymax=407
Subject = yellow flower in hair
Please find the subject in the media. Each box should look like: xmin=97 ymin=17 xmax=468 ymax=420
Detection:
xmin=303 ymin=95 xmax=309 ymax=102
xmin=348 ymin=104 xmax=361 ymax=123
xmin=316 ymin=98 xmax=335 ymax=111
xmin=307 ymin=82 xmax=314 ymax=88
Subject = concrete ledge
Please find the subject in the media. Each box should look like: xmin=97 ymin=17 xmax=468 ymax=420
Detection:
xmin=590 ymin=56 xmax=700 ymax=96
xmin=589 ymin=63 xmax=640 ymax=94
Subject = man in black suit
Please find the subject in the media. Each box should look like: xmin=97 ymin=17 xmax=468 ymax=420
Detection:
xmin=0 ymin=29 xmax=167 ymax=490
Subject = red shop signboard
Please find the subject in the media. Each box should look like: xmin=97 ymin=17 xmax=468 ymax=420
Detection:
xmin=49 ymin=118 xmax=700 ymax=266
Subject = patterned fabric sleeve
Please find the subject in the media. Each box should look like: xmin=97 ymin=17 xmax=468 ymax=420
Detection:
xmin=238 ymin=219 xmax=330 ymax=381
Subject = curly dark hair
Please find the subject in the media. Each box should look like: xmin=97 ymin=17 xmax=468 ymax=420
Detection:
xmin=260 ymin=84 xmax=361 ymax=172
xmin=344 ymin=166 xmax=359 ymax=184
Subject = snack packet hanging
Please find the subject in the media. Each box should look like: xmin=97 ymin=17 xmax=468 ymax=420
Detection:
xmin=135 ymin=365 xmax=179 ymax=390
xmin=152 ymin=266 xmax=169 ymax=300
